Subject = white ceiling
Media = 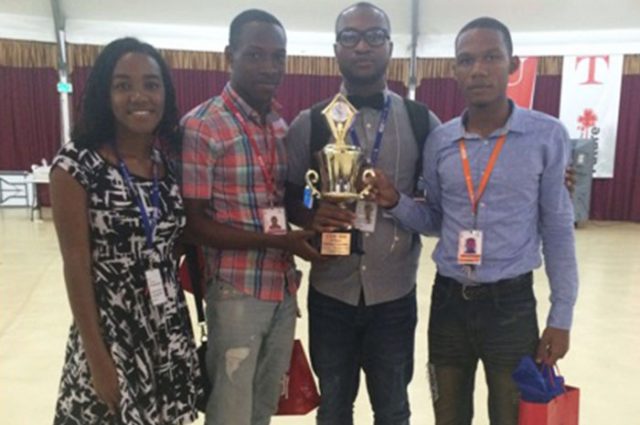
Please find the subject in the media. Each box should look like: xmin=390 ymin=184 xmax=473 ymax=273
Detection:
xmin=1 ymin=0 xmax=639 ymax=57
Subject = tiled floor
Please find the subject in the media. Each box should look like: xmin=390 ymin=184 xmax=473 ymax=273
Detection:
xmin=1 ymin=208 xmax=639 ymax=424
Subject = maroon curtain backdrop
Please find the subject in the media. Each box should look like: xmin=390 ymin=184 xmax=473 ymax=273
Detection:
xmin=590 ymin=75 xmax=640 ymax=221
xmin=415 ymin=74 xmax=640 ymax=221
xmin=70 ymin=66 xmax=91 ymax=118
xmin=70 ymin=67 xmax=228 ymax=119
xmin=415 ymin=77 xmax=466 ymax=122
xmin=531 ymin=75 xmax=562 ymax=117
xmin=416 ymin=75 xmax=562 ymax=123
xmin=0 ymin=66 xmax=61 ymax=170
xmin=275 ymin=74 xmax=407 ymax=122
xmin=70 ymin=67 xmax=406 ymax=124
xmin=4 ymin=64 xmax=637 ymax=221
xmin=171 ymin=69 xmax=228 ymax=115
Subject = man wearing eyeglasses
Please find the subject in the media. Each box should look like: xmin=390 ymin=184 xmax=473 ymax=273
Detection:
xmin=285 ymin=3 xmax=440 ymax=424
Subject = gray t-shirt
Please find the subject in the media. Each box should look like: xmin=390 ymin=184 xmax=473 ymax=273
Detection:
xmin=286 ymin=90 xmax=440 ymax=306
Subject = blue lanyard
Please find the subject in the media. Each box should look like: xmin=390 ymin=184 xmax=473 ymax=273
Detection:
xmin=349 ymin=95 xmax=392 ymax=167
xmin=116 ymin=151 xmax=161 ymax=250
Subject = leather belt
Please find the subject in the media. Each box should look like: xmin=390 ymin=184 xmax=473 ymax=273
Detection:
xmin=436 ymin=272 xmax=533 ymax=301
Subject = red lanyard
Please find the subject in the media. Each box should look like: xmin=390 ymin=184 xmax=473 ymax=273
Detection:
xmin=458 ymin=134 xmax=507 ymax=215
xmin=223 ymin=96 xmax=278 ymax=199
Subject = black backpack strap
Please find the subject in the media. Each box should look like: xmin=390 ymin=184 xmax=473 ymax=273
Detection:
xmin=404 ymin=98 xmax=431 ymax=155
xmin=403 ymin=98 xmax=432 ymax=185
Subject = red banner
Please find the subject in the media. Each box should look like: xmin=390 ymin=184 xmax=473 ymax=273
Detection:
xmin=507 ymin=57 xmax=538 ymax=109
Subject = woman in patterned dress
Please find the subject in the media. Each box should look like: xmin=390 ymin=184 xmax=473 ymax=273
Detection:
xmin=50 ymin=37 xmax=201 ymax=424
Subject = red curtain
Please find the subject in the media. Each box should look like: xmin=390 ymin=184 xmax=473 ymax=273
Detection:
xmin=531 ymin=75 xmax=562 ymax=117
xmin=275 ymin=74 xmax=406 ymax=122
xmin=3 ymin=65 xmax=638 ymax=221
xmin=590 ymin=75 xmax=640 ymax=221
xmin=171 ymin=69 xmax=228 ymax=115
xmin=72 ymin=68 xmax=402 ymax=123
xmin=416 ymin=75 xmax=563 ymax=125
xmin=416 ymin=77 xmax=466 ymax=123
xmin=415 ymin=75 xmax=640 ymax=221
xmin=0 ymin=66 xmax=61 ymax=170
xmin=70 ymin=67 xmax=91 ymax=118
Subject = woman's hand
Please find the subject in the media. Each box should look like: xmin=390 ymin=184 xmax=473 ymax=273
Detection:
xmin=88 ymin=351 xmax=121 ymax=415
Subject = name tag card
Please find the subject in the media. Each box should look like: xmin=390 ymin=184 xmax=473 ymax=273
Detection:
xmin=354 ymin=201 xmax=377 ymax=233
xmin=145 ymin=269 xmax=167 ymax=306
xmin=262 ymin=207 xmax=287 ymax=235
xmin=457 ymin=230 xmax=483 ymax=265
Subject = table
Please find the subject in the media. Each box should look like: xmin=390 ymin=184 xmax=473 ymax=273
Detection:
xmin=29 ymin=165 xmax=51 ymax=220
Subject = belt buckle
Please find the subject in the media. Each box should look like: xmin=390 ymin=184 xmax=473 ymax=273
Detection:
xmin=461 ymin=285 xmax=473 ymax=301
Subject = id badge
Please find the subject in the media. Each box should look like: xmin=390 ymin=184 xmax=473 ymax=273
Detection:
xmin=457 ymin=230 xmax=483 ymax=265
xmin=262 ymin=207 xmax=287 ymax=235
xmin=354 ymin=201 xmax=377 ymax=233
xmin=145 ymin=269 xmax=167 ymax=306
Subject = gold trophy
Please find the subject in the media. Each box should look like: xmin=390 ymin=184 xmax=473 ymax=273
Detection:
xmin=305 ymin=93 xmax=375 ymax=256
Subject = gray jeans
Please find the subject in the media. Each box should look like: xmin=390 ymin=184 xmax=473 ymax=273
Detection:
xmin=204 ymin=281 xmax=297 ymax=425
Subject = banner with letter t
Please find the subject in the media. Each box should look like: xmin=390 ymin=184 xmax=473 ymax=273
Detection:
xmin=507 ymin=57 xmax=538 ymax=109
xmin=559 ymin=55 xmax=623 ymax=178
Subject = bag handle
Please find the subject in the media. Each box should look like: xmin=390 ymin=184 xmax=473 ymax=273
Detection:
xmin=541 ymin=363 xmax=567 ymax=393
xmin=184 ymin=244 xmax=207 ymax=344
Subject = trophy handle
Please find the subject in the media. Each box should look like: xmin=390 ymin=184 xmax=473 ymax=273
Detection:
xmin=305 ymin=169 xmax=322 ymax=199
xmin=359 ymin=169 xmax=376 ymax=198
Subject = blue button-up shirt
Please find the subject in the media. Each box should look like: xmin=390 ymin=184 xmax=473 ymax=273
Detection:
xmin=391 ymin=104 xmax=578 ymax=330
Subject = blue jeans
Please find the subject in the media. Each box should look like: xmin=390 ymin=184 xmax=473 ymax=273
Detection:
xmin=308 ymin=286 xmax=417 ymax=425
xmin=428 ymin=272 xmax=539 ymax=425
xmin=204 ymin=281 xmax=297 ymax=425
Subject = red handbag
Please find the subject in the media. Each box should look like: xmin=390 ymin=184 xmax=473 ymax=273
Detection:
xmin=276 ymin=339 xmax=320 ymax=415
xmin=519 ymin=385 xmax=580 ymax=425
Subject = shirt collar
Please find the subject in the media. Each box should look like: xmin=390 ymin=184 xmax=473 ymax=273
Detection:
xmin=448 ymin=100 xmax=526 ymax=144
xmin=222 ymin=82 xmax=282 ymax=124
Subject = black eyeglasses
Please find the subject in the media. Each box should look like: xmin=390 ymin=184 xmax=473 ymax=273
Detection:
xmin=336 ymin=28 xmax=390 ymax=48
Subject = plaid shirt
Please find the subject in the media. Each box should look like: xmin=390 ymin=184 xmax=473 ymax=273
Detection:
xmin=181 ymin=83 xmax=299 ymax=301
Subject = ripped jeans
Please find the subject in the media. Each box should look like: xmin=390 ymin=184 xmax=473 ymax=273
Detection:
xmin=427 ymin=272 xmax=539 ymax=425
xmin=204 ymin=281 xmax=297 ymax=425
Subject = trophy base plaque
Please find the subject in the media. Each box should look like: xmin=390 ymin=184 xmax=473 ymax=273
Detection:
xmin=315 ymin=228 xmax=364 ymax=256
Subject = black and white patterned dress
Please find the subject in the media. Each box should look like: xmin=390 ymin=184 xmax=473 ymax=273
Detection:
xmin=53 ymin=142 xmax=201 ymax=425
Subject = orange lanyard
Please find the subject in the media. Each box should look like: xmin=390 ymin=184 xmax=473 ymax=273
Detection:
xmin=458 ymin=134 xmax=507 ymax=216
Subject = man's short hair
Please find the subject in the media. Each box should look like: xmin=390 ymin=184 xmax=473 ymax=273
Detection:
xmin=335 ymin=2 xmax=391 ymax=34
xmin=455 ymin=17 xmax=513 ymax=56
xmin=229 ymin=9 xmax=284 ymax=48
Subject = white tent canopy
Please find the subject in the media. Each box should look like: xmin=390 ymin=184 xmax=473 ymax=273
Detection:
xmin=1 ymin=0 xmax=639 ymax=57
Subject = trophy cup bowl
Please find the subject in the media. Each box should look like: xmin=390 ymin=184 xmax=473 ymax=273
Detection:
xmin=305 ymin=144 xmax=375 ymax=204
xmin=303 ymin=93 xmax=376 ymax=256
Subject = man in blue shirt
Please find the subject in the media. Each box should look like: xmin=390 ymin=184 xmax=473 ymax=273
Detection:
xmin=372 ymin=17 xmax=578 ymax=425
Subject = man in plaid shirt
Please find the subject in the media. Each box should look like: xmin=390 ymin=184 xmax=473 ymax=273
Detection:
xmin=180 ymin=9 xmax=320 ymax=425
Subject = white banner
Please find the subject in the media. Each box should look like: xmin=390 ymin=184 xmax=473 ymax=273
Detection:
xmin=559 ymin=55 xmax=623 ymax=178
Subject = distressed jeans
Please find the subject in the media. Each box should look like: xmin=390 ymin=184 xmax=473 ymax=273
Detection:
xmin=428 ymin=272 xmax=539 ymax=425
xmin=204 ymin=281 xmax=297 ymax=425
xmin=308 ymin=286 xmax=417 ymax=425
